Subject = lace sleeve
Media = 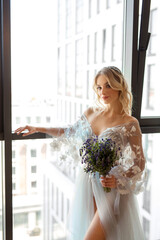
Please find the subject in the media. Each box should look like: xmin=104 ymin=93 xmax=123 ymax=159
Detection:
xmin=50 ymin=114 xmax=91 ymax=166
xmin=110 ymin=120 xmax=147 ymax=195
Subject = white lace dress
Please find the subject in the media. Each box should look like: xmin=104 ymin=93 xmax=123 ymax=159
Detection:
xmin=51 ymin=114 xmax=146 ymax=240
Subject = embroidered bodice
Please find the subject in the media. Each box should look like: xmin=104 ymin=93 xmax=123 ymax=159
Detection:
xmin=51 ymin=114 xmax=146 ymax=195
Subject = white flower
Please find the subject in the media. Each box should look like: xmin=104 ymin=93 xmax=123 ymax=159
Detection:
xmin=60 ymin=154 xmax=67 ymax=161
xmin=131 ymin=165 xmax=141 ymax=174
xmin=131 ymin=126 xmax=136 ymax=132
xmin=50 ymin=140 xmax=62 ymax=151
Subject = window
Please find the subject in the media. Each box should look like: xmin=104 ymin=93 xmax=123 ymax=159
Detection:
xmin=65 ymin=43 xmax=72 ymax=96
xmin=111 ymin=25 xmax=116 ymax=61
xmin=75 ymin=39 xmax=83 ymax=98
xmin=16 ymin=117 xmax=21 ymax=125
xmin=143 ymin=170 xmax=151 ymax=213
xmin=1 ymin=1 xmax=160 ymax=240
xmin=57 ymin=48 xmax=63 ymax=95
xmin=97 ymin=0 xmax=100 ymax=14
xmin=12 ymin=150 xmax=15 ymax=159
xmin=87 ymin=35 xmax=90 ymax=64
xmin=31 ymin=149 xmax=37 ymax=158
xmin=26 ymin=117 xmax=31 ymax=124
xmin=31 ymin=181 xmax=37 ymax=188
xmin=88 ymin=0 xmax=92 ymax=18
xmin=36 ymin=117 xmax=41 ymax=124
xmin=46 ymin=116 xmax=50 ymax=123
xmin=76 ymin=0 xmax=83 ymax=34
xmin=102 ymin=29 xmax=106 ymax=62
xmin=66 ymin=0 xmax=72 ymax=38
xmin=143 ymin=217 xmax=150 ymax=240
xmin=94 ymin=32 xmax=97 ymax=64
xmin=12 ymin=166 xmax=16 ymax=175
xmin=31 ymin=166 xmax=37 ymax=173
xmin=148 ymin=9 xmax=157 ymax=56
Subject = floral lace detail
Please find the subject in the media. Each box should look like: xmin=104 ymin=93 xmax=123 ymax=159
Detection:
xmin=50 ymin=115 xmax=146 ymax=195
xmin=50 ymin=115 xmax=92 ymax=167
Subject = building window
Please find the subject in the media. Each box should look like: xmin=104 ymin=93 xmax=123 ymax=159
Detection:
xmin=57 ymin=48 xmax=63 ymax=95
xmin=16 ymin=117 xmax=21 ymax=124
xmin=12 ymin=150 xmax=16 ymax=158
xmin=87 ymin=35 xmax=90 ymax=64
xmin=31 ymin=181 xmax=37 ymax=188
xmin=146 ymin=64 xmax=155 ymax=110
xmin=106 ymin=0 xmax=110 ymax=9
xmin=14 ymin=213 xmax=28 ymax=228
xmin=12 ymin=183 xmax=16 ymax=191
xmin=75 ymin=39 xmax=83 ymax=98
xmin=97 ymin=0 xmax=100 ymax=14
xmin=144 ymin=134 xmax=153 ymax=163
xmin=12 ymin=166 xmax=16 ymax=175
xmin=65 ymin=43 xmax=72 ymax=96
xmin=148 ymin=9 xmax=157 ymax=56
xmin=36 ymin=116 xmax=41 ymax=123
xmin=94 ymin=32 xmax=97 ymax=64
xmin=102 ymin=29 xmax=106 ymax=62
xmin=31 ymin=149 xmax=37 ymax=158
xmin=88 ymin=0 xmax=92 ymax=18
xmin=143 ymin=169 xmax=151 ymax=213
xmin=66 ymin=0 xmax=72 ymax=38
xmin=31 ymin=166 xmax=37 ymax=173
xmin=143 ymin=217 xmax=150 ymax=240
xmin=26 ymin=117 xmax=31 ymax=124
xmin=86 ymin=71 xmax=89 ymax=99
xmin=46 ymin=116 xmax=51 ymax=123
xmin=76 ymin=0 xmax=83 ymax=33
xmin=57 ymin=0 xmax=63 ymax=42
xmin=111 ymin=25 xmax=116 ymax=61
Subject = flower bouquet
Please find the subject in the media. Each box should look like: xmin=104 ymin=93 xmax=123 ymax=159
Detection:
xmin=79 ymin=136 xmax=120 ymax=192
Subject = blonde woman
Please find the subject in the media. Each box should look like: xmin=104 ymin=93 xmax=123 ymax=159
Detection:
xmin=15 ymin=66 xmax=146 ymax=240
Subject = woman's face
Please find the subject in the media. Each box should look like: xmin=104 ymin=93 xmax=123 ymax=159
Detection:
xmin=96 ymin=75 xmax=119 ymax=105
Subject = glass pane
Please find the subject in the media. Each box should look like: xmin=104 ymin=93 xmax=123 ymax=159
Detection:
xmin=141 ymin=1 xmax=160 ymax=117
xmin=11 ymin=0 xmax=57 ymax=131
xmin=138 ymin=133 xmax=160 ymax=240
xmin=12 ymin=139 xmax=73 ymax=240
xmin=0 ymin=142 xmax=3 ymax=240
xmin=11 ymin=0 xmax=125 ymax=239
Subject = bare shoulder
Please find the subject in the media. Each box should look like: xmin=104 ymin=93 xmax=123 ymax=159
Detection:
xmin=84 ymin=106 xmax=99 ymax=118
xmin=124 ymin=115 xmax=139 ymax=125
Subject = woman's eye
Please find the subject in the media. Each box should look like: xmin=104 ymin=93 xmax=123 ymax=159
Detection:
xmin=106 ymin=84 xmax=111 ymax=88
xmin=97 ymin=86 xmax=101 ymax=90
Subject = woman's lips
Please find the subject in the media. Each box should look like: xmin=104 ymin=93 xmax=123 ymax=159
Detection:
xmin=102 ymin=96 xmax=109 ymax=100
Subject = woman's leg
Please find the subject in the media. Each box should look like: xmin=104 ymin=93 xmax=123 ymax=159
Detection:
xmin=83 ymin=210 xmax=106 ymax=240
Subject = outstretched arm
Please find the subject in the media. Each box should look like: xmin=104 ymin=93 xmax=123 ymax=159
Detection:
xmin=15 ymin=125 xmax=65 ymax=137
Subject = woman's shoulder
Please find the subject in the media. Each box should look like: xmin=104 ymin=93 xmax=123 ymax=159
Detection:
xmin=122 ymin=115 xmax=141 ymax=134
xmin=123 ymin=115 xmax=139 ymax=125
xmin=84 ymin=106 xmax=99 ymax=118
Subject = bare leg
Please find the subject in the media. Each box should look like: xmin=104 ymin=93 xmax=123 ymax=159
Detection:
xmin=83 ymin=210 xmax=106 ymax=240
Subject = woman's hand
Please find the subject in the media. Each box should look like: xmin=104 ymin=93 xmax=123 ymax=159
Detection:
xmin=100 ymin=175 xmax=117 ymax=189
xmin=15 ymin=125 xmax=37 ymax=136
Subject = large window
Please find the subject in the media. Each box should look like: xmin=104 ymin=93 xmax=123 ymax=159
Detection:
xmin=1 ymin=0 xmax=160 ymax=240
xmin=141 ymin=3 xmax=160 ymax=117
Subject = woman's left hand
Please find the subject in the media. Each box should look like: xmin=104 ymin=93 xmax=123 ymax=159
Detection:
xmin=100 ymin=175 xmax=117 ymax=189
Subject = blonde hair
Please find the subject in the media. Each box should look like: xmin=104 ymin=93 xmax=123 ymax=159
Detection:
xmin=93 ymin=66 xmax=133 ymax=115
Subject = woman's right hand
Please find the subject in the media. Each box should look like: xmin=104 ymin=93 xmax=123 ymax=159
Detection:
xmin=15 ymin=125 xmax=37 ymax=136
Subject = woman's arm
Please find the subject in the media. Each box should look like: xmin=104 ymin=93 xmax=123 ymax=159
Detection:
xmin=15 ymin=125 xmax=65 ymax=137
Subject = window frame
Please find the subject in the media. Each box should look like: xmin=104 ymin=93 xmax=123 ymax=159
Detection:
xmin=0 ymin=0 xmax=160 ymax=240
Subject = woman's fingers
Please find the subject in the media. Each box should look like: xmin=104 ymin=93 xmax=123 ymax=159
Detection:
xmin=14 ymin=125 xmax=36 ymax=136
xmin=100 ymin=175 xmax=117 ymax=188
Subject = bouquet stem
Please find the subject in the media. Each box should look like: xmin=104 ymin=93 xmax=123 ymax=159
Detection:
xmin=103 ymin=187 xmax=111 ymax=192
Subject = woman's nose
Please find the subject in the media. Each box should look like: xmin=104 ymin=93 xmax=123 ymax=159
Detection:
xmin=101 ymin=87 xmax=107 ymax=95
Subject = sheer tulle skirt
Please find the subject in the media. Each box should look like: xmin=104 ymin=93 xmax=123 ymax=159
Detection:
xmin=66 ymin=167 xmax=145 ymax=240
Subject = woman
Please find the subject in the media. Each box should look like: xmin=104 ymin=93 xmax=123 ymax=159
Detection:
xmin=15 ymin=66 xmax=146 ymax=240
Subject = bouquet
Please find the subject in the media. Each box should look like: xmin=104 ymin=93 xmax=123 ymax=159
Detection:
xmin=79 ymin=136 xmax=121 ymax=192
